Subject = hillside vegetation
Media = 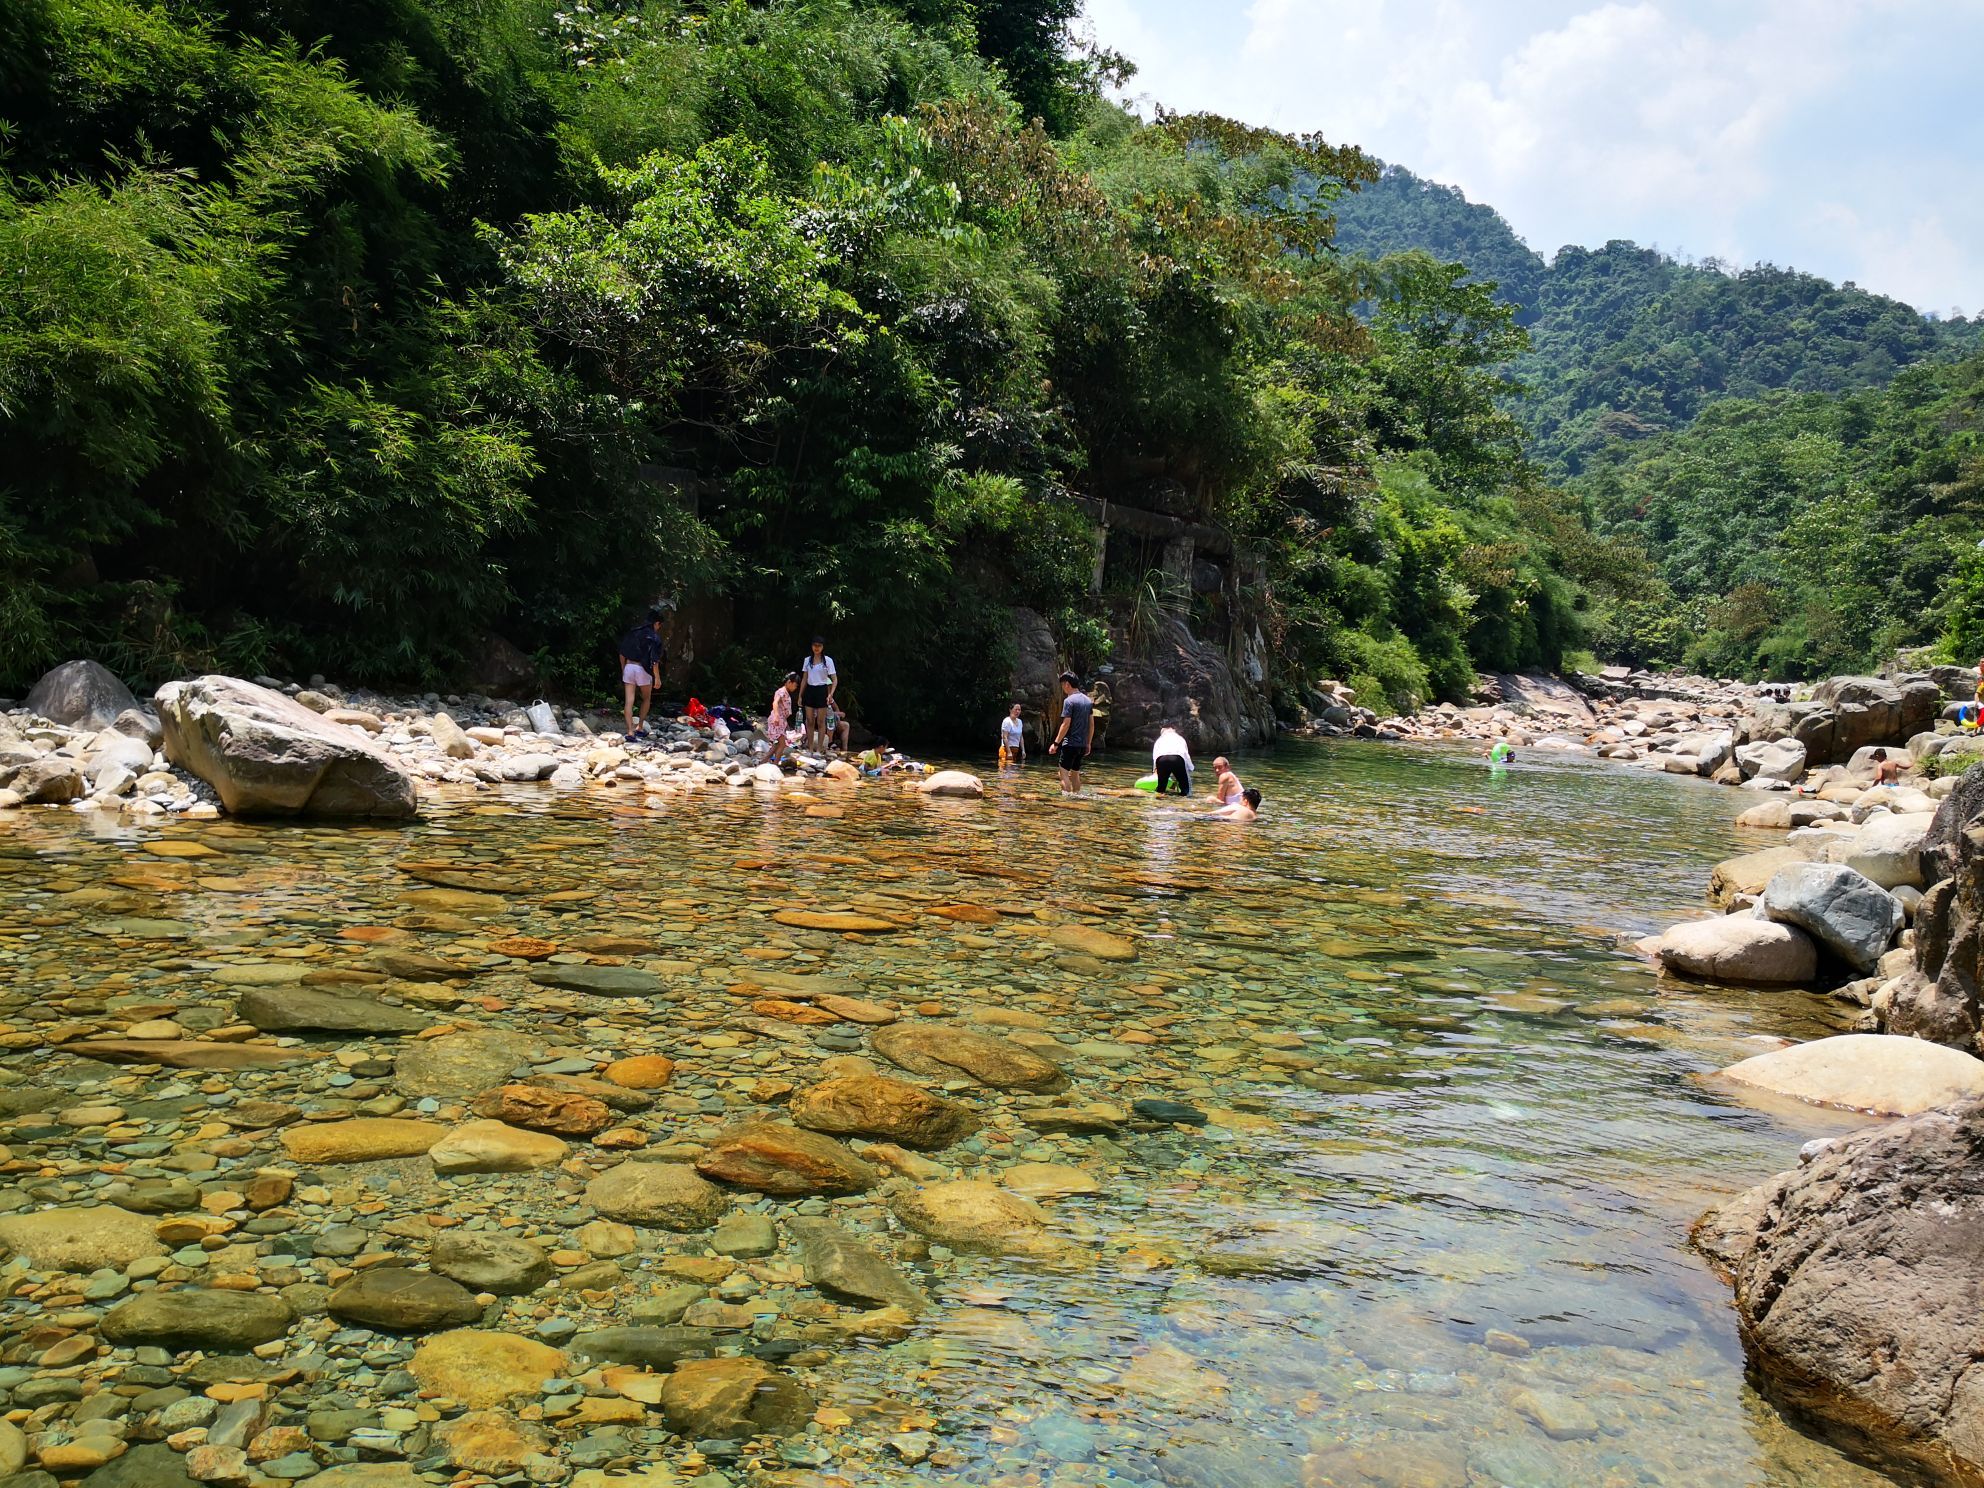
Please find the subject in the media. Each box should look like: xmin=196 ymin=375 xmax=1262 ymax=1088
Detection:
xmin=1333 ymin=161 xmax=1984 ymax=680
xmin=0 ymin=0 xmax=1618 ymax=727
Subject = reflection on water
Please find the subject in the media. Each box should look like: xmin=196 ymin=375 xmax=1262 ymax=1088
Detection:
xmin=0 ymin=739 xmax=1902 ymax=1486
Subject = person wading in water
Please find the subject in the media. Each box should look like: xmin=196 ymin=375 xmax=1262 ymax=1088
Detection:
xmin=1048 ymin=672 xmax=1093 ymax=795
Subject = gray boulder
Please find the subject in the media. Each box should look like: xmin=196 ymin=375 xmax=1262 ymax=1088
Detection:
xmin=1735 ymin=738 xmax=1807 ymax=784
xmin=1762 ymin=862 xmax=1904 ymax=972
xmin=1814 ymin=675 xmax=1906 ymax=755
xmin=155 ymin=675 xmax=416 ymax=818
xmin=24 ymin=660 xmax=138 ymax=730
xmin=1702 ymin=1096 xmax=1984 ymax=1485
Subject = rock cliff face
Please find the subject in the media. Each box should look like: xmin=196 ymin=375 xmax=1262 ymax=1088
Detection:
xmin=1006 ymin=609 xmax=1272 ymax=754
xmin=1879 ymin=764 xmax=1984 ymax=1053
xmin=1103 ymin=616 xmax=1274 ymax=753
xmin=1697 ymin=1098 xmax=1984 ymax=1487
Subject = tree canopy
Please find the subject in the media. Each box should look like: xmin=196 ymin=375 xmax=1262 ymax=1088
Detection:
xmin=2 ymin=0 xmax=1612 ymax=725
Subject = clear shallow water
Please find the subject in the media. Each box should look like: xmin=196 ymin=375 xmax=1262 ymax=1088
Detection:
xmin=0 ymin=740 xmax=1902 ymax=1486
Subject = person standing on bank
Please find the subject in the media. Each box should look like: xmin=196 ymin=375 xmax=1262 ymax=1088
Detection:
xmin=1151 ymin=724 xmax=1193 ymax=795
xmin=800 ymin=637 xmax=837 ymax=753
xmin=1048 ymin=672 xmax=1094 ymax=795
xmin=618 ymin=608 xmax=667 ymax=742
xmin=999 ymin=704 xmax=1027 ymax=766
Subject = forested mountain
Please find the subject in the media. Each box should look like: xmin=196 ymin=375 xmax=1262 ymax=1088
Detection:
xmin=1331 ymin=165 xmax=1981 ymax=474
xmin=1571 ymin=356 xmax=1984 ymax=677
xmin=0 ymin=0 xmax=1616 ymax=727
xmin=1327 ymin=165 xmax=1546 ymax=320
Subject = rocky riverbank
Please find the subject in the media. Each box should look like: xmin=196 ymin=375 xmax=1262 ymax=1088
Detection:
xmin=1370 ymin=664 xmax=1984 ymax=783
xmin=1 ymin=664 xmax=914 ymax=825
xmin=1643 ymin=744 xmax=1984 ymax=1482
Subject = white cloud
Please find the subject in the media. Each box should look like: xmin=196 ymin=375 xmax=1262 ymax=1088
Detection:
xmin=1083 ymin=0 xmax=1984 ymax=308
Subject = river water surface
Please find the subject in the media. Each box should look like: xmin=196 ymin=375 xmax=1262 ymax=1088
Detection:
xmin=0 ymin=740 xmax=1904 ymax=1487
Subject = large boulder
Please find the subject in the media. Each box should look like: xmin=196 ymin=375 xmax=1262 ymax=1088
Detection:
xmin=1761 ymin=862 xmax=1905 ymax=973
xmin=1652 ymin=916 xmax=1819 ymax=986
xmin=1702 ymin=1096 xmax=1984 ymax=1483
xmin=1814 ymin=675 xmax=1907 ymax=757
xmin=155 ymin=675 xmax=417 ymax=818
xmin=1687 ymin=730 xmax=1734 ymax=775
xmin=1740 ymin=700 xmax=1837 ymax=764
xmin=1735 ymin=738 xmax=1808 ymax=784
xmin=1847 ymin=811 xmax=1936 ymax=890
xmin=24 ymin=660 xmax=138 ymax=730
xmin=1713 ymin=1034 xmax=1984 ymax=1116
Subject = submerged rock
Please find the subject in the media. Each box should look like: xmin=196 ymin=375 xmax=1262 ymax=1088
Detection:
xmin=101 ymin=1289 xmax=295 ymax=1351
xmin=660 ymin=1357 xmax=814 ymax=1439
xmin=409 ymin=1329 xmax=568 ymax=1407
xmin=1704 ymin=1096 xmax=1984 ymax=1485
xmin=891 ymin=1180 xmax=1063 ymax=1257
xmin=0 ymin=1207 xmax=165 ymax=1272
xmin=236 ymin=984 xmax=430 ymax=1035
xmin=871 ymin=1023 xmax=1066 ymax=1091
xmin=694 ymin=1121 xmax=877 ymax=1195
xmin=585 ymin=1162 xmax=730 ymax=1231
xmin=789 ymin=1218 xmax=930 ymax=1314
xmin=788 ymin=1073 xmax=978 ymax=1150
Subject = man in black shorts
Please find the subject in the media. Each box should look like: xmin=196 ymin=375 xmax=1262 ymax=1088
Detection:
xmin=1049 ymin=671 xmax=1093 ymax=794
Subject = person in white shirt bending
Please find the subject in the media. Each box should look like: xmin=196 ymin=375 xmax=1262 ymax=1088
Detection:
xmin=798 ymin=637 xmax=837 ymax=753
xmin=1151 ymin=725 xmax=1193 ymax=796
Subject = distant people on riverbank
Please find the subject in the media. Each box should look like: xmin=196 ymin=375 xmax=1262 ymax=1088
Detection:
xmin=1049 ymin=672 xmax=1093 ymax=794
xmin=800 ymin=638 xmax=837 ymax=753
xmin=999 ymin=704 xmax=1026 ymax=766
xmin=1152 ymin=725 xmax=1192 ymax=795
xmin=617 ymin=608 xmax=666 ymax=741
xmin=767 ymin=673 xmax=800 ymax=764
xmin=1207 ymin=786 xmax=1261 ymax=822
xmin=1210 ymin=756 xmax=1242 ymax=806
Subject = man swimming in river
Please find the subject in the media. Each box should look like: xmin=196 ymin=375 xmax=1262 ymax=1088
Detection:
xmin=1206 ymin=786 xmax=1261 ymax=822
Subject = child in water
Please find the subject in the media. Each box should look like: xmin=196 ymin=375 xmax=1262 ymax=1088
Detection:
xmin=1489 ymin=739 xmax=1515 ymax=765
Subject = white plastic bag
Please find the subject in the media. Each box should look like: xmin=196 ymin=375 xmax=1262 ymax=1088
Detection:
xmin=525 ymin=699 xmax=560 ymax=735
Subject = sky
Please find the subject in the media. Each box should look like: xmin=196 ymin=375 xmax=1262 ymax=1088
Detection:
xmin=1077 ymin=0 xmax=1984 ymax=315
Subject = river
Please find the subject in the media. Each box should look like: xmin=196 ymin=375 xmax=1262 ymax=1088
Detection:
xmin=0 ymin=740 xmax=1904 ymax=1486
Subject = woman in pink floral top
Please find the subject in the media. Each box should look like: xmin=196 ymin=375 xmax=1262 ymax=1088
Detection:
xmin=767 ymin=673 xmax=800 ymax=763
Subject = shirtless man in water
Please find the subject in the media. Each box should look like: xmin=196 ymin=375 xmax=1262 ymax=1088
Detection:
xmin=1207 ymin=786 xmax=1261 ymax=823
